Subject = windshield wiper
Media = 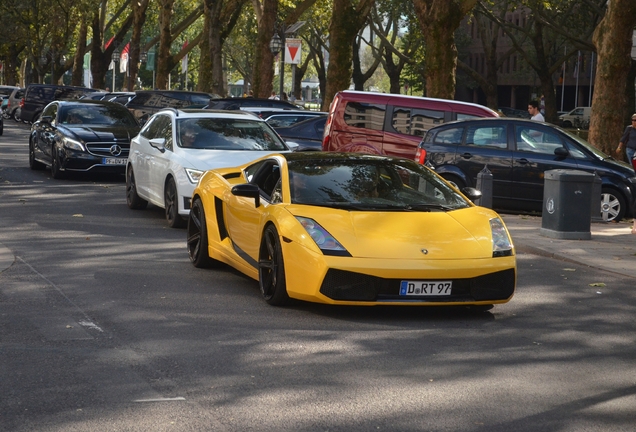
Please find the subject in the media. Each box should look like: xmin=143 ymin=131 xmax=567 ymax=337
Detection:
xmin=404 ymin=203 xmax=456 ymax=212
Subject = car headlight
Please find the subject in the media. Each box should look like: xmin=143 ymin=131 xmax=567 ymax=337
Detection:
xmin=296 ymin=217 xmax=351 ymax=256
xmin=490 ymin=217 xmax=513 ymax=257
xmin=62 ymin=137 xmax=85 ymax=151
xmin=185 ymin=168 xmax=204 ymax=184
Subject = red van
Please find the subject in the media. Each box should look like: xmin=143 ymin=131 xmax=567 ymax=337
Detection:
xmin=322 ymin=90 xmax=499 ymax=159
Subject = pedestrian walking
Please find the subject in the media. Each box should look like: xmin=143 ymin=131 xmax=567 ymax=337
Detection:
xmin=528 ymin=100 xmax=545 ymax=122
xmin=617 ymin=113 xmax=636 ymax=163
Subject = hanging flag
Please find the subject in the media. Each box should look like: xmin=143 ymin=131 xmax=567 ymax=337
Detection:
xmin=120 ymin=43 xmax=129 ymax=73
xmin=573 ymin=51 xmax=581 ymax=78
xmin=106 ymin=37 xmax=115 ymax=70
xmin=182 ymin=40 xmax=188 ymax=74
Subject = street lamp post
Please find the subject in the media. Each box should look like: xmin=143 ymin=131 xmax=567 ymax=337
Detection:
xmin=269 ymin=28 xmax=285 ymax=99
xmin=111 ymin=47 xmax=120 ymax=91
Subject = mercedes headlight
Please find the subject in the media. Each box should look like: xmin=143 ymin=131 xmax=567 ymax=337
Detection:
xmin=62 ymin=137 xmax=85 ymax=151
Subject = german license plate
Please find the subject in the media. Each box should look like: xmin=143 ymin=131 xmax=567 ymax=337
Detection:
xmin=400 ymin=280 xmax=452 ymax=296
xmin=103 ymin=157 xmax=127 ymax=165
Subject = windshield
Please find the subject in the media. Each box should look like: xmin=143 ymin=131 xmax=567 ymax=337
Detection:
xmin=287 ymin=157 xmax=471 ymax=211
xmin=177 ymin=118 xmax=288 ymax=151
xmin=60 ymin=105 xmax=137 ymax=126
xmin=562 ymin=129 xmax=611 ymax=160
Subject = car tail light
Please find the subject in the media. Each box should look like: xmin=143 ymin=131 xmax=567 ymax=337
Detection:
xmin=19 ymin=98 xmax=24 ymax=108
xmin=415 ymin=147 xmax=427 ymax=164
xmin=322 ymin=135 xmax=330 ymax=150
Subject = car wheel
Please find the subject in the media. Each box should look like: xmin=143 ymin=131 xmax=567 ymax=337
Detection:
xmin=187 ymin=198 xmax=216 ymax=268
xmin=258 ymin=224 xmax=289 ymax=306
xmin=164 ymin=177 xmax=186 ymax=228
xmin=13 ymin=111 xmax=20 ymax=122
xmin=50 ymin=146 xmax=66 ymax=179
xmin=441 ymin=174 xmax=466 ymax=190
xmin=126 ymin=167 xmax=148 ymax=209
xmin=600 ymin=188 xmax=626 ymax=222
xmin=29 ymin=138 xmax=45 ymax=170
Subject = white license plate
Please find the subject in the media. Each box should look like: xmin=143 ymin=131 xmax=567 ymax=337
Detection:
xmin=400 ymin=280 xmax=452 ymax=296
xmin=103 ymin=157 xmax=127 ymax=165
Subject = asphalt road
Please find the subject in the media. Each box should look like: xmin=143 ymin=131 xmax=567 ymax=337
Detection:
xmin=1 ymin=121 xmax=635 ymax=431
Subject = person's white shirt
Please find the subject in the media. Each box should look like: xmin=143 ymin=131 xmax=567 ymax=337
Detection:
xmin=531 ymin=112 xmax=545 ymax=122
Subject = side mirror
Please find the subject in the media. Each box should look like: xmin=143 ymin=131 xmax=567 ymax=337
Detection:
xmin=231 ymin=183 xmax=260 ymax=207
xmin=461 ymin=187 xmax=482 ymax=203
xmin=285 ymin=140 xmax=300 ymax=151
xmin=554 ymin=147 xmax=569 ymax=158
xmin=40 ymin=115 xmax=52 ymax=124
xmin=149 ymin=138 xmax=166 ymax=152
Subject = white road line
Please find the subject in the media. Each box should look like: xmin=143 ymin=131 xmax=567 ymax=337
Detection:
xmin=133 ymin=397 xmax=186 ymax=403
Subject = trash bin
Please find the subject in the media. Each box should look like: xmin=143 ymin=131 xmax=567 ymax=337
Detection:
xmin=540 ymin=169 xmax=594 ymax=240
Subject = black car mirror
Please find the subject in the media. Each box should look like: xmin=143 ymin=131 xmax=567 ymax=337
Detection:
xmin=554 ymin=147 xmax=569 ymax=158
xmin=40 ymin=115 xmax=52 ymax=124
xmin=231 ymin=183 xmax=261 ymax=207
xmin=149 ymin=138 xmax=166 ymax=152
xmin=462 ymin=187 xmax=482 ymax=203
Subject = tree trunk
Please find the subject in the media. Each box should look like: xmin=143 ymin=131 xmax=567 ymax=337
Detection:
xmin=90 ymin=13 xmax=107 ymax=89
xmin=250 ymin=0 xmax=277 ymax=98
xmin=324 ymin=0 xmax=375 ymax=108
xmin=127 ymin=0 xmax=150 ymax=91
xmin=412 ymin=0 xmax=478 ymax=99
xmin=588 ymin=0 xmax=636 ymax=156
xmin=71 ymin=22 xmax=88 ymax=86
xmin=156 ymin=0 xmax=175 ymax=90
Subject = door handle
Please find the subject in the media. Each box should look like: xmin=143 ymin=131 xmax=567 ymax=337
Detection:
xmin=517 ymin=158 xmax=529 ymax=164
xmin=460 ymin=153 xmax=473 ymax=159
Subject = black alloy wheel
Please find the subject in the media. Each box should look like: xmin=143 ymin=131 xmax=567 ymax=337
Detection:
xmin=29 ymin=139 xmax=45 ymax=170
xmin=441 ymin=174 xmax=466 ymax=191
xmin=51 ymin=146 xmax=66 ymax=179
xmin=164 ymin=177 xmax=186 ymax=228
xmin=126 ymin=167 xmax=148 ymax=209
xmin=187 ymin=198 xmax=215 ymax=268
xmin=258 ymin=225 xmax=289 ymax=306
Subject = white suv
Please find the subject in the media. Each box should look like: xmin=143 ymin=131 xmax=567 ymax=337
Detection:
xmin=126 ymin=108 xmax=294 ymax=227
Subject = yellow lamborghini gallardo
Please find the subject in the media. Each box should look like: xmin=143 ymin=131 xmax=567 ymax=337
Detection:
xmin=187 ymin=152 xmax=516 ymax=307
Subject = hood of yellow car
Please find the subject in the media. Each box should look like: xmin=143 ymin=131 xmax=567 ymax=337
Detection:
xmin=286 ymin=206 xmax=498 ymax=260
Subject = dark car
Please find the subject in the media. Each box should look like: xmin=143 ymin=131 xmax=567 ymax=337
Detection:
xmin=274 ymin=115 xmax=327 ymax=151
xmin=417 ymin=117 xmax=636 ymax=222
xmin=205 ymin=97 xmax=301 ymax=111
xmin=125 ymin=90 xmax=221 ymax=124
xmin=255 ymin=109 xmax=327 ymax=128
xmin=29 ymin=100 xmax=140 ymax=179
xmin=499 ymin=107 xmax=531 ymax=119
xmin=21 ymin=84 xmax=98 ymax=123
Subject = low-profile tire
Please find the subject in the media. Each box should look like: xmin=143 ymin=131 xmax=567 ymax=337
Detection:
xmin=441 ymin=174 xmax=466 ymax=190
xmin=164 ymin=177 xmax=186 ymax=228
xmin=187 ymin=198 xmax=216 ymax=268
xmin=600 ymin=188 xmax=626 ymax=222
xmin=126 ymin=167 xmax=148 ymax=209
xmin=13 ymin=111 xmax=20 ymax=122
xmin=258 ymin=225 xmax=289 ymax=306
xmin=51 ymin=146 xmax=66 ymax=179
xmin=29 ymin=139 xmax=45 ymax=170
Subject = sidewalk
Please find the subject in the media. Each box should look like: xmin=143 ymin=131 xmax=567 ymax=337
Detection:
xmin=1 ymin=215 xmax=635 ymax=278
xmin=502 ymin=214 xmax=636 ymax=279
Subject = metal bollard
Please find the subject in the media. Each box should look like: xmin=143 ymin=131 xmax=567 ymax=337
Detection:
xmin=475 ymin=165 xmax=493 ymax=208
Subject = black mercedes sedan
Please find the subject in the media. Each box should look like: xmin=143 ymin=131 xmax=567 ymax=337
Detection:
xmin=29 ymin=100 xmax=140 ymax=179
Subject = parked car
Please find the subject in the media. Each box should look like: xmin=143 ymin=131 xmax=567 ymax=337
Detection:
xmin=416 ymin=117 xmax=636 ymax=222
xmin=274 ymin=115 xmax=327 ymax=151
xmin=559 ymin=107 xmax=592 ymax=128
xmin=260 ymin=109 xmax=327 ymax=128
xmin=4 ymin=88 xmax=25 ymax=121
xmin=21 ymin=84 xmax=98 ymax=123
xmin=125 ymin=90 xmax=221 ymax=124
xmin=322 ymin=90 xmax=499 ymax=160
xmin=29 ymin=100 xmax=140 ymax=179
xmin=0 ymin=85 xmax=19 ymax=100
xmin=187 ymin=152 xmax=516 ymax=307
xmin=126 ymin=108 xmax=294 ymax=228
xmin=205 ymin=97 xmax=301 ymax=111
xmin=103 ymin=92 xmax=135 ymax=105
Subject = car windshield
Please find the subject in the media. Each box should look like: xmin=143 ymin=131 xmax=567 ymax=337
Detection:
xmin=60 ymin=105 xmax=137 ymax=126
xmin=287 ymin=157 xmax=471 ymax=211
xmin=177 ymin=118 xmax=288 ymax=151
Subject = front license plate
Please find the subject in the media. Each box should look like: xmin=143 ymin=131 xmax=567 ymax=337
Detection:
xmin=103 ymin=157 xmax=127 ymax=165
xmin=400 ymin=280 xmax=452 ymax=296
